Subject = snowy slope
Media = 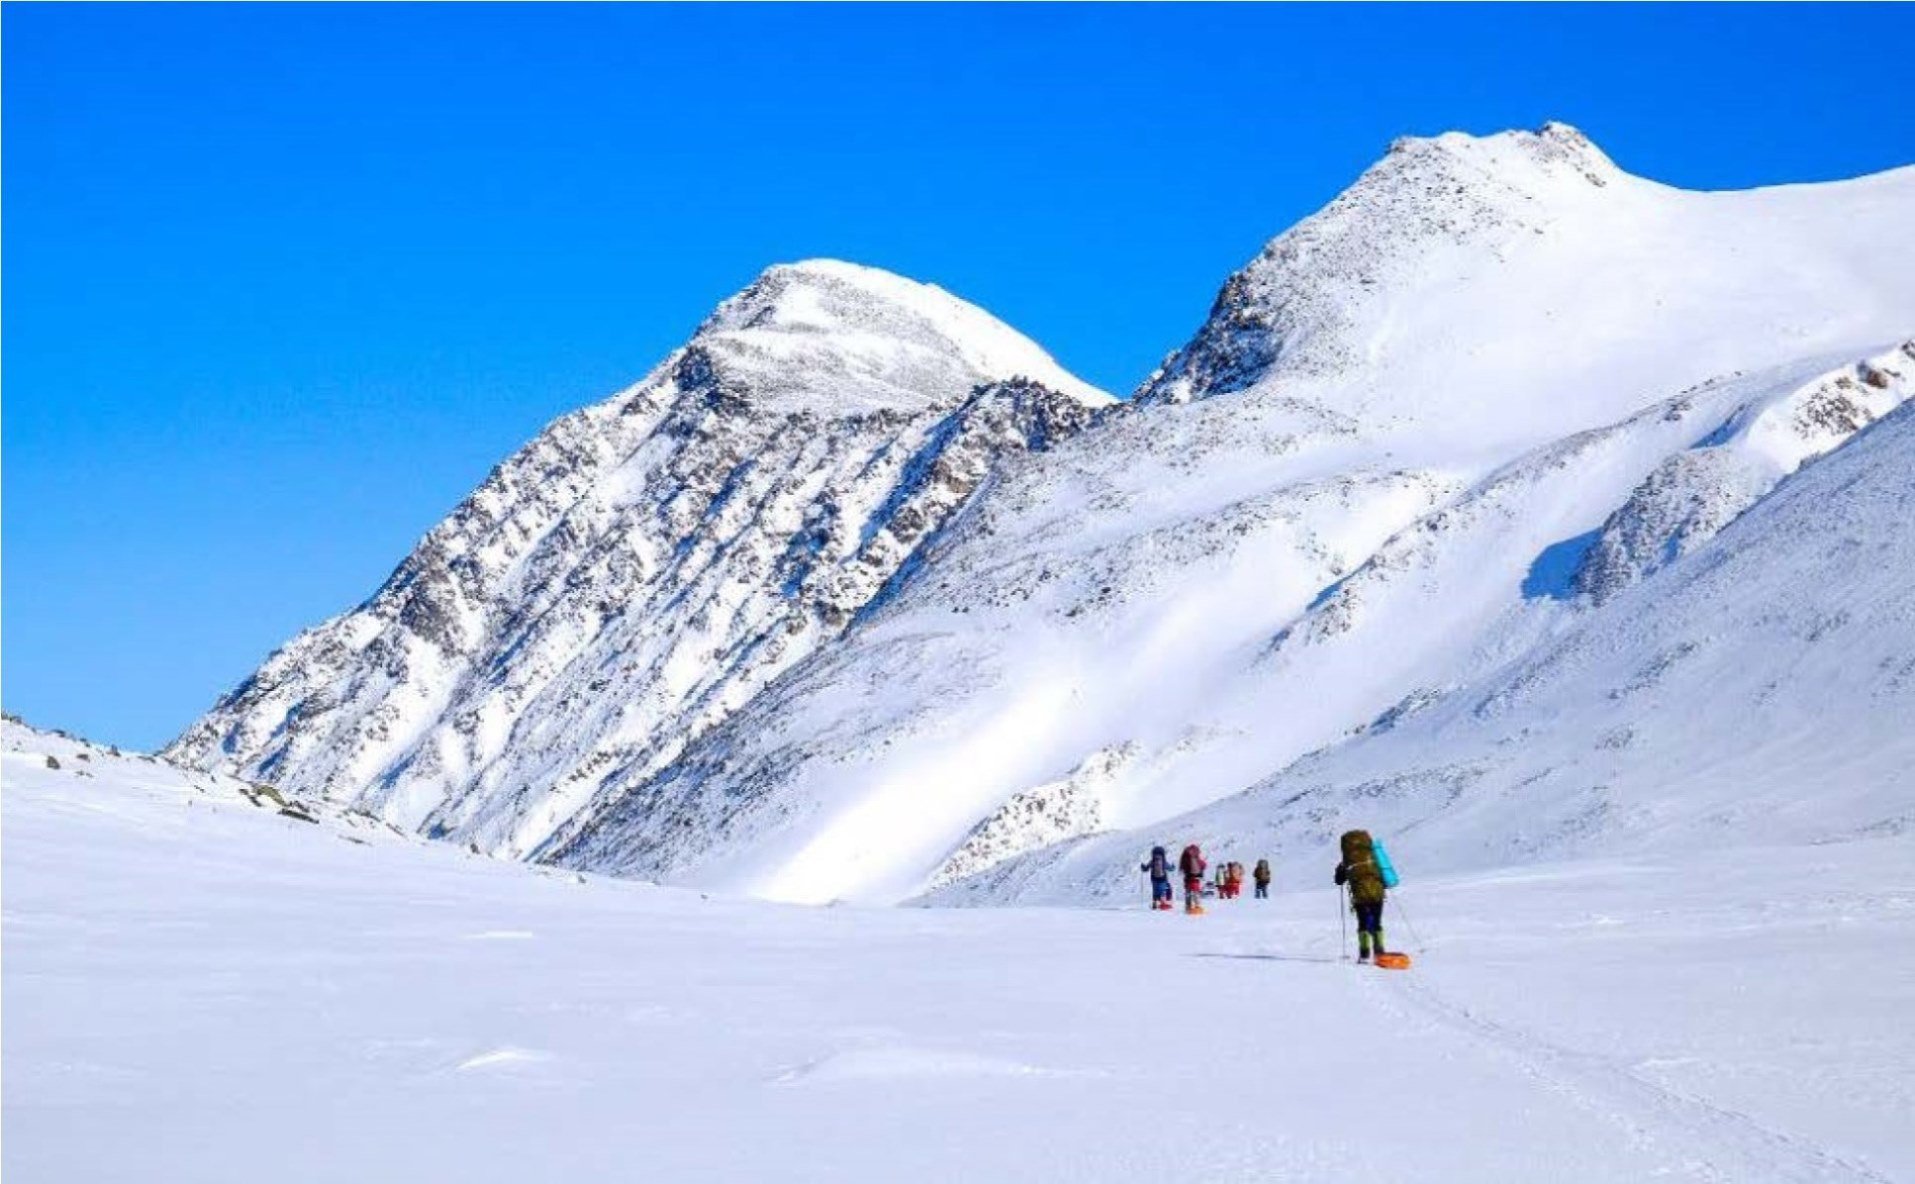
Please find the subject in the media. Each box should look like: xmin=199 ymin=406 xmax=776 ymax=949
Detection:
xmin=552 ymin=126 xmax=1915 ymax=902
xmin=937 ymin=394 xmax=1915 ymax=906
xmin=2 ymin=713 xmax=407 ymax=840
xmin=168 ymin=261 xmax=1111 ymax=858
xmin=8 ymin=717 xmax=1914 ymax=1182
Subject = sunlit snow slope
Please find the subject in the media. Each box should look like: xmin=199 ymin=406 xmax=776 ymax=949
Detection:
xmin=552 ymin=126 xmax=1915 ymax=902
xmin=938 ymin=394 xmax=1915 ymax=905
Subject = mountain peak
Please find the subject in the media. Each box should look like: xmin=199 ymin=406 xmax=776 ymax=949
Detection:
xmin=1382 ymin=121 xmax=1619 ymax=187
xmin=168 ymin=258 xmax=1111 ymax=844
xmin=698 ymin=258 xmax=978 ymax=340
xmin=1136 ymin=122 xmax=1624 ymax=404
xmin=715 ymin=258 xmax=933 ymax=317
xmin=690 ymin=259 xmax=1111 ymax=412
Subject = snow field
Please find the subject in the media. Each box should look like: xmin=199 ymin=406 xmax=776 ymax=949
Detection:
xmin=6 ymin=727 xmax=1910 ymax=1182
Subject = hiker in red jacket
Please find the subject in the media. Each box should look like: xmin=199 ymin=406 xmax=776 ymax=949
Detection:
xmin=1179 ymin=843 xmax=1207 ymax=915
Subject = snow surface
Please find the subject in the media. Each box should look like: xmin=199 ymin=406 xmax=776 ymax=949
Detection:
xmin=7 ymin=722 xmax=1912 ymax=1182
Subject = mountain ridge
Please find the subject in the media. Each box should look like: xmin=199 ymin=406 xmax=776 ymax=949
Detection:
xmin=172 ymin=124 xmax=1915 ymax=904
xmin=167 ymin=261 xmax=1114 ymax=859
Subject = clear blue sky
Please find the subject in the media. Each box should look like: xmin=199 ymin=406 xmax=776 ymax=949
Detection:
xmin=6 ymin=4 xmax=1912 ymax=750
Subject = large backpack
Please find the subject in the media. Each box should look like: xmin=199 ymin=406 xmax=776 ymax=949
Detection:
xmin=1179 ymin=844 xmax=1203 ymax=877
xmin=1339 ymin=829 xmax=1387 ymax=906
xmin=1149 ymin=846 xmax=1169 ymax=878
xmin=1339 ymin=830 xmax=1374 ymax=865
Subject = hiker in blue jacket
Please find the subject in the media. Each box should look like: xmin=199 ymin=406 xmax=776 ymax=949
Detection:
xmin=1141 ymin=845 xmax=1174 ymax=911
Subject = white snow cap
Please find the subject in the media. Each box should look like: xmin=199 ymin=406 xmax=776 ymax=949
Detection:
xmin=1385 ymin=121 xmax=1620 ymax=178
xmin=690 ymin=258 xmax=1112 ymax=413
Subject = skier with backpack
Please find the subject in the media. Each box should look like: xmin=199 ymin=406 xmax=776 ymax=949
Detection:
xmin=1333 ymin=830 xmax=1399 ymax=962
xmin=1141 ymin=845 xmax=1174 ymax=911
xmin=1253 ymin=858 xmax=1272 ymax=899
xmin=1179 ymin=843 xmax=1207 ymax=915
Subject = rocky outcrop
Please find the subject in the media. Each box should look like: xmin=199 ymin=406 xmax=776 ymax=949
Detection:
xmin=1576 ymin=343 xmax=1914 ymax=603
xmin=927 ymin=745 xmax=1134 ymax=890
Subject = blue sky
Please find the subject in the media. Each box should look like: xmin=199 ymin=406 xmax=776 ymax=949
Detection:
xmin=6 ymin=4 xmax=1913 ymax=749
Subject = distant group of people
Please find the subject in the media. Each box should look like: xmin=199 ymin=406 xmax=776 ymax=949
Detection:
xmin=1141 ymin=829 xmax=1400 ymax=963
xmin=1212 ymin=858 xmax=1272 ymax=900
xmin=1140 ymin=844 xmax=1271 ymax=915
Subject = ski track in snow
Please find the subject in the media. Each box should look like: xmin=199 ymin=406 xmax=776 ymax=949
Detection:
xmin=1367 ymin=974 xmax=1894 ymax=1183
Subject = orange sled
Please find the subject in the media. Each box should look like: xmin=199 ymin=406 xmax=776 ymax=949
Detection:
xmin=1374 ymin=952 xmax=1412 ymax=970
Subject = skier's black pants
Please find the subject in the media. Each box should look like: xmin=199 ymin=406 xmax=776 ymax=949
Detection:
xmin=1353 ymin=901 xmax=1383 ymax=936
xmin=1254 ymin=883 xmax=1269 ymax=898
xmin=1151 ymin=877 xmax=1172 ymax=903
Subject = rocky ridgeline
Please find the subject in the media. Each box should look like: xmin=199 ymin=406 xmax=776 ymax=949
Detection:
xmin=168 ymin=262 xmax=1110 ymax=858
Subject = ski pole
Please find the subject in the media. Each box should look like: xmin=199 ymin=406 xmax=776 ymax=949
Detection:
xmin=1338 ymin=883 xmax=1349 ymax=961
xmin=1390 ymin=893 xmax=1428 ymax=952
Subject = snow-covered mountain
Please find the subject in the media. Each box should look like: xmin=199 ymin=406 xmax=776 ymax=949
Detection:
xmin=548 ymin=126 xmax=1915 ymax=903
xmin=167 ymin=261 xmax=1111 ymax=857
xmin=935 ymin=389 xmax=1915 ymax=905
xmin=175 ymin=124 xmax=1915 ymax=905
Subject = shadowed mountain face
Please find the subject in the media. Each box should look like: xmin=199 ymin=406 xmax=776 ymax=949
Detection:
xmin=176 ymin=127 xmax=1915 ymax=904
